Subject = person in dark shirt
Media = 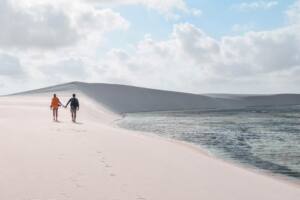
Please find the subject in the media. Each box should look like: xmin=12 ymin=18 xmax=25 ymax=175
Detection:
xmin=65 ymin=93 xmax=79 ymax=122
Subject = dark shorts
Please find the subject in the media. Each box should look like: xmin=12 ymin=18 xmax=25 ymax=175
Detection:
xmin=70 ymin=107 xmax=77 ymax=112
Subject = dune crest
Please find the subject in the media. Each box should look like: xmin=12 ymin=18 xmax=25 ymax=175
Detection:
xmin=14 ymin=82 xmax=300 ymax=113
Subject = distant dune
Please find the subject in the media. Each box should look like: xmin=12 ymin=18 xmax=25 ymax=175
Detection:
xmin=14 ymin=82 xmax=300 ymax=113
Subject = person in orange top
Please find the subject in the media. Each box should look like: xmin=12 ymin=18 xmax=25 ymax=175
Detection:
xmin=50 ymin=94 xmax=63 ymax=122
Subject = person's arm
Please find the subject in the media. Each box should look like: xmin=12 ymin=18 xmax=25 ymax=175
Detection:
xmin=65 ymin=99 xmax=71 ymax=108
xmin=50 ymin=99 xmax=53 ymax=109
xmin=59 ymin=100 xmax=64 ymax=107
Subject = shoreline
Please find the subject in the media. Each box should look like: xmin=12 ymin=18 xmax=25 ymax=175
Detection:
xmin=99 ymin=93 xmax=300 ymax=187
xmin=114 ymin=123 xmax=300 ymax=187
xmin=116 ymin=110 xmax=300 ymax=187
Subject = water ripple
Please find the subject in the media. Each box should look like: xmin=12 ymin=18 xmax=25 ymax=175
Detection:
xmin=118 ymin=106 xmax=300 ymax=179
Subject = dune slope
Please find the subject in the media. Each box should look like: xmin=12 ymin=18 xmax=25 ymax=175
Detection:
xmin=0 ymin=84 xmax=299 ymax=200
xmin=14 ymin=82 xmax=300 ymax=113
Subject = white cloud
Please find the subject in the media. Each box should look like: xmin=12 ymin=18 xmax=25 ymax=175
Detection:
xmin=0 ymin=0 xmax=78 ymax=49
xmin=222 ymin=26 xmax=300 ymax=74
xmin=0 ymin=53 xmax=23 ymax=76
xmin=0 ymin=0 xmax=300 ymax=94
xmin=190 ymin=8 xmax=202 ymax=16
xmin=40 ymin=58 xmax=89 ymax=82
xmin=173 ymin=23 xmax=220 ymax=64
xmin=5 ymin=21 xmax=299 ymax=94
xmin=13 ymin=0 xmax=194 ymax=16
xmin=286 ymin=0 xmax=300 ymax=24
xmin=0 ymin=52 xmax=28 ymax=94
xmin=93 ymin=23 xmax=300 ymax=93
xmin=233 ymin=1 xmax=278 ymax=12
xmin=87 ymin=0 xmax=201 ymax=19
xmin=0 ymin=0 xmax=129 ymax=49
xmin=0 ymin=0 xmax=130 ymax=94
xmin=89 ymin=0 xmax=186 ymax=12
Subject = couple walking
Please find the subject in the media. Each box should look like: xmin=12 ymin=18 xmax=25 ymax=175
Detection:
xmin=50 ymin=93 xmax=79 ymax=122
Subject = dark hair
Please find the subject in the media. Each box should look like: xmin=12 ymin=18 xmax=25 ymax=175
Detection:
xmin=72 ymin=93 xmax=76 ymax=97
xmin=54 ymin=94 xmax=56 ymax=97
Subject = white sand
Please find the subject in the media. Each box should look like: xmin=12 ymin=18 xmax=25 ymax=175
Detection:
xmin=0 ymin=90 xmax=299 ymax=200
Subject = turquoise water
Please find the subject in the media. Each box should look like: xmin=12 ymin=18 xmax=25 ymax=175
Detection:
xmin=118 ymin=106 xmax=300 ymax=179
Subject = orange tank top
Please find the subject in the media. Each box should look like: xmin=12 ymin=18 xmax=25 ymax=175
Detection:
xmin=51 ymin=97 xmax=60 ymax=109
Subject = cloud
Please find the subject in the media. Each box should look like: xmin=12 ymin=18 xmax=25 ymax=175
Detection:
xmin=221 ymin=26 xmax=300 ymax=74
xmin=40 ymin=58 xmax=89 ymax=82
xmin=89 ymin=0 xmax=186 ymax=12
xmin=94 ymin=23 xmax=300 ymax=93
xmin=76 ymin=8 xmax=129 ymax=33
xmin=23 ymin=20 xmax=299 ymax=94
xmin=0 ymin=0 xmax=299 ymax=94
xmin=0 ymin=0 xmax=79 ymax=49
xmin=0 ymin=52 xmax=29 ymax=94
xmin=87 ymin=0 xmax=201 ymax=19
xmin=173 ymin=23 xmax=220 ymax=64
xmin=0 ymin=53 xmax=24 ymax=76
xmin=0 ymin=0 xmax=129 ymax=49
xmin=0 ymin=0 xmax=129 ymax=94
xmin=233 ymin=1 xmax=278 ymax=12
xmin=286 ymin=0 xmax=300 ymax=24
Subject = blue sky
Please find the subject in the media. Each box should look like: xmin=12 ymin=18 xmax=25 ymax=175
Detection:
xmin=105 ymin=0 xmax=295 ymax=50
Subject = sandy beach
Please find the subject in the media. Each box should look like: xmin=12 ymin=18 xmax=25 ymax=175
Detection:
xmin=1 ymin=0 xmax=300 ymax=198
xmin=0 ymin=88 xmax=299 ymax=200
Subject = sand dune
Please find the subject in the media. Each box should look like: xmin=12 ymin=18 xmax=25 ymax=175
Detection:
xmin=15 ymin=82 xmax=300 ymax=113
xmin=1 ymin=82 xmax=299 ymax=200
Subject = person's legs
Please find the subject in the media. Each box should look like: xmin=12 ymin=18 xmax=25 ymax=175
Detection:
xmin=52 ymin=109 xmax=55 ymax=121
xmin=70 ymin=107 xmax=77 ymax=122
xmin=73 ymin=110 xmax=77 ymax=122
xmin=55 ymin=109 xmax=58 ymax=121
xmin=70 ymin=108 xmax=75 ymax=122
xmin=54 ymin=108 xmax=58 ymax=121
xmin=52 ymin=108 xmax=58 ymax=121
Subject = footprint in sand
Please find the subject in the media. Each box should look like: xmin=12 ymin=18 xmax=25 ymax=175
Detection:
xmin=136 ymin=196 xmax=146 ymax=200
xmin=96 ymin=152 xmax=107 ymax=164
xmin=51 ymin=128 xmax=61 ymax=132
xmin=97 ymin=154 xmax=105 ymax=163
xmin=70 ymin=128 xmax=87 ymax=133
xmin=75 ymin=183 xmax=83 ymax=188
xmin=97 ymin=158 xmax=116 ymax=177
xmin=69 ymin=177 xmax=84 ymax=189
xmin=96 ymin=152 xmax=115 ymax=176
xmin=60 ymin=192 xmax=69 ymax=198
xmin=58 ymin=154 xmax=65 ymax=160
xmin=110 ymin=173 xmax=116 ymax=177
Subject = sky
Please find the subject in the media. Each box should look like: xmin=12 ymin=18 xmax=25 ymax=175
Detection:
xmin=0 ymin=0 xmax=300 ymax=94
